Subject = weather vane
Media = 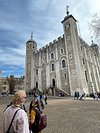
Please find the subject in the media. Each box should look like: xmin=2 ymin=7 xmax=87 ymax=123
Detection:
xmin=31 ymin=32 xmax=33 ymax=40
xmin=91 ymin=36 xmax=94 ymax=44
xmin=66 ymin=5 xmax=69 ymax=15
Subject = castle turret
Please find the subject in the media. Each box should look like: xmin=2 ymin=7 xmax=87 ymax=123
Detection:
xmin=25 ymin=33 xmax=37 ymax=91
xmin=61 ymin=7 xmax=83 ymax=95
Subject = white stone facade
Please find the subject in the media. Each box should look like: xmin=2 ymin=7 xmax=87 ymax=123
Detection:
xmin=25 ymin=13 xmax=100 ymax=96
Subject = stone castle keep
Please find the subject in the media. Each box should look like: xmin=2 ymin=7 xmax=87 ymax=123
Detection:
xmin=25 ymin=10 xmax=100 ymax=96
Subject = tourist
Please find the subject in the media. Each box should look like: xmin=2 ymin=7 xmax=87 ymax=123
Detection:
xmin=79 ymin=91 xmax=86 ymax=100
xmin=43 ymin=93 xmax=48 ymax=104
xmin=93 ymin=91 xmax=98 ymax=100
xmin=40 ymin=94 xmax=44 ymax=110
xmin=29 ymin=99 xmax=42 ymax=133
xmin=3 ymin=90 xmax=29 ymax=133
xmin=74 ymin=91 xmax=79 ymax=100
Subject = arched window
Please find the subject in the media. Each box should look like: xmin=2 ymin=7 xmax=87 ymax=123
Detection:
xmin=36 ymin=82 xmax=38 ymax=89
xmin=36 ymin=69 xmax=38 ymax=75
xmin=51 ymin=53 xmax=54 ymax=59
xmin=52 ymin=79 xmax=55 ymax=87
xmin=62 ymin=60 xmax=66 ymax=68
xmin=51 ymin=63 xmax=55 ymax=71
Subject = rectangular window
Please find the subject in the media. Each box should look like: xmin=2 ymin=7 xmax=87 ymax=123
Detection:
xmin=85 ymin=71 xmax=88 ymax=82
xmin=61 ymin=49 xmax=64 ymax=53
xmin=82 ymin=58 xmax=85 ymax=64
xmin=64 ymin=74 xmax=66 ymax=79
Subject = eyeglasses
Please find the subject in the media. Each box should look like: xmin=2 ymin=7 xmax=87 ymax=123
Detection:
xmin=21 ymin=96 xmax=27 ymax=99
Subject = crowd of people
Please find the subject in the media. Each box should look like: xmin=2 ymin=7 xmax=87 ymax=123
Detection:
xmin=3 ymin=90 xmax=48 ymax=133
xmin=74 ymin=90 xmax=100 ymax=100
xmin=3 ymin=89 xmax=100 ymax=133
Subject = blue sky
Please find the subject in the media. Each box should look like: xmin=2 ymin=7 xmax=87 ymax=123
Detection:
xmin=0 ymin=0 xmax=100 ymax=77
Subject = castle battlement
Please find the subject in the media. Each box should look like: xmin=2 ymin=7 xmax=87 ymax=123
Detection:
xmin=53 ymin=39 xmax=56 ymax=43
xmin=37 ymin=35 xmax=64 ymax=53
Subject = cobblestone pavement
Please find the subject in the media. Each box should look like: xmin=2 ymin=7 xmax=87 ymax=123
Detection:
xmin=0 ymin=96 xmax=100 ymax=133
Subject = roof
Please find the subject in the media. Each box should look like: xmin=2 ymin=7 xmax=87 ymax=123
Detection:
xmin=61 ymin=14 xmax=77 ymax=23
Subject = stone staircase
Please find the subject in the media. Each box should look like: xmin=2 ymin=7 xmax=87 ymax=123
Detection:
xmin=46 ymin=86 xmax=70 ymax=96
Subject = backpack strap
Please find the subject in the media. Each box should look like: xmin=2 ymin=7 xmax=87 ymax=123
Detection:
xmin=34 ymin=107 xmax=41 ymax=125
xmin=29 ymin=100 xmax=33 ymax=114
xmin=6 ymin=109 xmax=20 ymax=133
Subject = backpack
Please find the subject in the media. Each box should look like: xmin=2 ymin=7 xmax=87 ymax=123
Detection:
xmin=38 ymin=113 xmax=47 ymax=132
xmin=29 ymin=107 xmax=40 ymax=132
xmin=29 ymin=100 xmax=33 ymax=114
xmin=29 ymin=101 xmax=47 ymax=132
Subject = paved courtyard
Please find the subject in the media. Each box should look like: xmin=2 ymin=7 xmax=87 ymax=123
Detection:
xmin=0 ymin=96 xmax=100 ymax=133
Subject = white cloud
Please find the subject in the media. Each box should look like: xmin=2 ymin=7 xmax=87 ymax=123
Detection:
xmin=0 ymin=47 xmax=25 ymax=67
xmin=0 ymin=0 xmax=100 ymax=77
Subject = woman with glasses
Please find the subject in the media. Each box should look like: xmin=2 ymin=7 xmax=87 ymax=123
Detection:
xmin=3 ymin=90 xmax=29 ymax=133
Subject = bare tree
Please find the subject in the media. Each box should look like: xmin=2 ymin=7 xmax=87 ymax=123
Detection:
xmin=90 ymin=12 xmax=100 ymax=42
xmin=7 ymin=75 xmax=15 ymax=93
